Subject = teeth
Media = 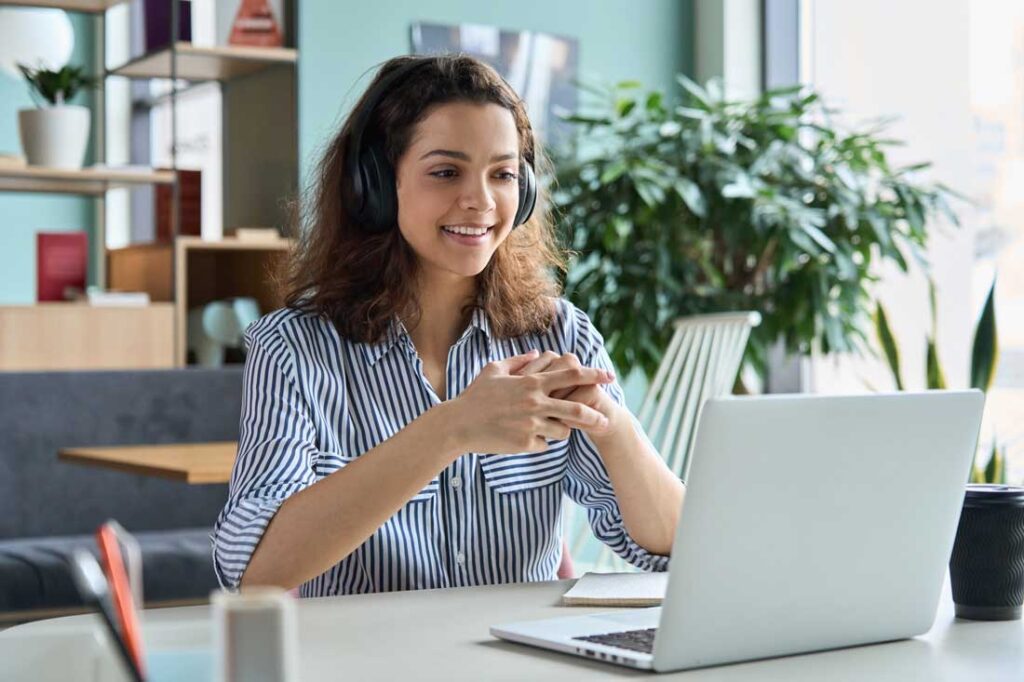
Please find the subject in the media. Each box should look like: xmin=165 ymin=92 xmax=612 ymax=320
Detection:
xmin=443 ymin=225 xmax=490 ymax=236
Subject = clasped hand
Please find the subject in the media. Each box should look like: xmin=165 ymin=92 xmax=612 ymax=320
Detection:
xmin=448 ymin=349 xmax=622 ymax=455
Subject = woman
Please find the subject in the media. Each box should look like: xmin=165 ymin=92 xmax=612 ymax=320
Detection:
xmin=212 ymin=54 xmax=683 ymax=595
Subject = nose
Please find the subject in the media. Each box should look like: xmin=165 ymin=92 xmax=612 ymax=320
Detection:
xmin=457 ymin=173 xmax=496 ymax=214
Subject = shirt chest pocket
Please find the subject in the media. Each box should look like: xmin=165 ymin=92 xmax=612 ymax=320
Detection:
xmin=313 ymin=452 xmax=439 ymax=502
xmin=478 ymin=440 xmax=570 ymax=493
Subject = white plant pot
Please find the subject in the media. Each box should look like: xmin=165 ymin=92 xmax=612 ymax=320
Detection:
xmin=17 ymin=105 xmax=91 ymax=169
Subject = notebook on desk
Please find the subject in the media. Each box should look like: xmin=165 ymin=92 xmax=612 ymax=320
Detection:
xmin=562 ymin=572 xmax=667 ymax=607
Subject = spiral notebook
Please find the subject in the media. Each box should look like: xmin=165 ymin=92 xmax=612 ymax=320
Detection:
xmin=561 ymin=571 xmax=668 ymax=607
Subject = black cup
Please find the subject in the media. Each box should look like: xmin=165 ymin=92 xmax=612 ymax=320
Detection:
xmin=949 ymin=484 xmax=1024 ymax=621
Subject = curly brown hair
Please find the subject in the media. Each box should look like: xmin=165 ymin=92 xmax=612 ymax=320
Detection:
xmin=281 ymin=53 xmax=567 ymax=343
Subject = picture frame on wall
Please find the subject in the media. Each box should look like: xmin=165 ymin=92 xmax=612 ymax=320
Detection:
xmin=410 ymin=21 xmax=579 ymax=148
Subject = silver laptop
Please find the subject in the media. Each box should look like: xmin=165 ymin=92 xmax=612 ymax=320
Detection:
xmin=491 ymin=391 xmax=985 ymax=672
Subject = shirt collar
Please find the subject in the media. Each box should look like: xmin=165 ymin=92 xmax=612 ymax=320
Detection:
xmin=465 ymin=306 xmax=493 ymax=343
xmin=360 ymin=316 xmax=409 ymax=366
xmin=361 ymin=308 xmax=492 ymax=367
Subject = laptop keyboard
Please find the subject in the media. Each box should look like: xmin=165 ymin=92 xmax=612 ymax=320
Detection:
xmin=573 ymin=627 xmax=657 ymax=654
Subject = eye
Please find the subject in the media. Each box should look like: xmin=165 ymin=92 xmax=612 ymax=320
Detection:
xmin=496 ymin=171 xmax=519 ymax=183
xmin=429 ymin=169 xmax=457 ymax=179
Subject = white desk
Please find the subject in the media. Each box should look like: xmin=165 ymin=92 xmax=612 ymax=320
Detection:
xmin=2 ymin=579 xmax=1021 ymax=680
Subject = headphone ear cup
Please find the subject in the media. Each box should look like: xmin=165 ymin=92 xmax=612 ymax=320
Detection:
xmin=513 ymin=161 xmax=537 ymax=228
xmin=359 ymin=144 xmax=397 ymax=232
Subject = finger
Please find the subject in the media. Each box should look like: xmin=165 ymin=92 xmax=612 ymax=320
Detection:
xmin=528 ymin=435 xmax=550 ymax=453
xmin=545 ymin=353 xmax=582 ymax=392
xmin=560 ymin=385 xmax=587 ymax=402
xmin=542 ymin=396 xmax=608 ymax=429
xmin=553 ymin=385 xmax=579 ymax=402
xmin=515 ymin=350 xmax=560 ymax=376
xmin=539 ymin=367 xmax=614 ymax=393
xmin=550 ymin=381 xmax=579 ymax=400
xmin=535 ymin=418 xmax=572 ymax=442
xmin=489 ymin=349 xmax=539 ymax=375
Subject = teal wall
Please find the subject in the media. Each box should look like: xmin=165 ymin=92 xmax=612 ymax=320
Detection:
xmin=298 ymin=0 xmax=694 ymax=182
xmin=0 ymin=11 xmax=96 ymax=304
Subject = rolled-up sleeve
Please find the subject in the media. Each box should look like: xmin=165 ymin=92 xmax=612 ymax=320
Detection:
xmin=211 ymin=324 xmax=319 ymax=589
xmin=562 ymin=302 xmax=671 ymax=572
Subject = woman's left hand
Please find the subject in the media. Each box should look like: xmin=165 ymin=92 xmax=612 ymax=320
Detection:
xmin=512 ymin=351 xmax=627 ymax=439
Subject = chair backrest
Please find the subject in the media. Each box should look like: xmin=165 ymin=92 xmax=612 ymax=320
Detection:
xmin=637 ymin=311 xmax=761 ymax=482
xmin=567 ymin=311 xmax=760 ymax=572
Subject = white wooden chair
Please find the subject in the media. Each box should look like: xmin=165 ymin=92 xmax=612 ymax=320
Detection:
xmin=564 ymin=311 xmax=762 ymax=574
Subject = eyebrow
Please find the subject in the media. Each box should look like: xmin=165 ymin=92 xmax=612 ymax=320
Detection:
xmin=418 ymin=149 xmax=517 ymax=163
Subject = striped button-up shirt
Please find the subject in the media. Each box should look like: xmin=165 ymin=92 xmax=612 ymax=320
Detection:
xmin=211 ymin=297 xmax=669 ymax=596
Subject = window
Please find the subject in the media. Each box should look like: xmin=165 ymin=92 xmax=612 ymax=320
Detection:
xmin=970 ymin=0 xmax=1024 ymax=481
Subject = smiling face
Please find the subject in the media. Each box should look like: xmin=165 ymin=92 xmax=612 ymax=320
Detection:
xmin=394 ymin=101 xmax=522 ymax=283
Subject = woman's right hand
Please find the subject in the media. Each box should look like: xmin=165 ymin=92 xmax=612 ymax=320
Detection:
xmin=443 ymin=349 xmax=614 ymax=455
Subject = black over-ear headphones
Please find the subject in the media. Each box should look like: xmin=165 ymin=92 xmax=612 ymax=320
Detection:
xmin=343 ymin=56 xmax=538 ymax=234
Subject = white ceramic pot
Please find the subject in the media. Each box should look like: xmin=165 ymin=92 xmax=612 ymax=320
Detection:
xmin=17 ymin=104 xmax=90 ymax=169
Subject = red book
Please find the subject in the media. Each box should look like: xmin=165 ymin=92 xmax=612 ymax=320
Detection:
xmin=36 ymin=232 xmax=87 ymax=302
xmin=155 ymin=169 xmax=202 ymax=243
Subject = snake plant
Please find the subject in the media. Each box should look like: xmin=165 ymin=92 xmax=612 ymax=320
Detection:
xmin=875 ymin=279 xmax=1003 ymax=482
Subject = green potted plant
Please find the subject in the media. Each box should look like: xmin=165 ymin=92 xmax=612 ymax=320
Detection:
xmin=551 ymin=77 xmax=960 ymax=384
xmin=16 ymin=62 xmax=96 ymax=169
xmin=875 ymin=278 xmax=1007 ymax=483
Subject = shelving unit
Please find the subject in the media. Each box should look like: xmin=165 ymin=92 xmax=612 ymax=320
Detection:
xmin=108 ymin=236 xmax=293 ymax=366
xmin=1 ymin=0 xmax=299 ymax=370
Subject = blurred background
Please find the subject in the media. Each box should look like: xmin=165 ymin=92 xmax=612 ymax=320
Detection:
xmin=0 ymin=0 xmax=1020 ymax=615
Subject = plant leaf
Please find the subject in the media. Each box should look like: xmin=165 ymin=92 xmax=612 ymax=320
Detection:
xmin=984 ymin=442 xmax=1006 ymax=484
xmin=926 ymin=338 xmax=947 ymax=390
xmin=675 ymin=75 xmax=710 ymax=107
xmin=673 ymin=177 xmax=706 ymax=218
xmin=600 ymin=160 xmax=628 ymax=184
xmin=616 ymin=98 xmax=637 ymax=118
xmin=970 ymin=278 xmax=998 ymax=392
xmin=874 ymin=304 xmax=904 ymax=390
xmin=798 ymin=222 xmax=837 ymax=253
xmin=927 ymin=278 xmax=940 ymax=339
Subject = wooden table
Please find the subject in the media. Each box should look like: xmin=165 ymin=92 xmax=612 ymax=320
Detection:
xmin=58 ymin=442 xmax=236 ymax=484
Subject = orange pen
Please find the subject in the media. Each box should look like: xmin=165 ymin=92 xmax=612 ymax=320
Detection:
xmin=96 ymin=523 xmax=148 ymax=680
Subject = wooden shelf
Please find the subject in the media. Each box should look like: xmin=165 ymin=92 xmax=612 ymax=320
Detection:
xmin=176 ymin=235 xmax=292 ymax=251
xmin=0 ymin=165 xmax=175 ymax=196
xmin=109 ymin=43 xmax=297 ymax=81
xmin=0 ymin=303 xmax=174 ymax=371
xmin=0 ymin=0 xmax=127 ymax=11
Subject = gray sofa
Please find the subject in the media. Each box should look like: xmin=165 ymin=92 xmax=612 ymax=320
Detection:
xmin=0 ymin=368 xmax=242 ymax=619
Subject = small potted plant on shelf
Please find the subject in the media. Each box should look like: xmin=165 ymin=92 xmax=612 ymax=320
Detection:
xmin=16 ymin=62 xmax=96 ymax=169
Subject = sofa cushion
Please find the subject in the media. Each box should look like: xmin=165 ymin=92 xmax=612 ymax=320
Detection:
xmin=0 ymin=528 xmax=218 ymax=611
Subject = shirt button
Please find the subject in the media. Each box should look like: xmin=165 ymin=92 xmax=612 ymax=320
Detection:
xmin=456 ymin=552 xmax=466 ymax=565
xmin=451 ymin=476 xmax=462 ymax=489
